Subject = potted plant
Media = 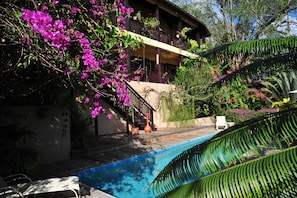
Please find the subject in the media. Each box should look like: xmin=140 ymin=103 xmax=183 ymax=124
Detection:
xmin=134 ymin=11 xmax=160 ymax=37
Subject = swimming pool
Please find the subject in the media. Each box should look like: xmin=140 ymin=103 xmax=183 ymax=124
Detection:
xmin=76 ymin=134 xmax=215 ymax=198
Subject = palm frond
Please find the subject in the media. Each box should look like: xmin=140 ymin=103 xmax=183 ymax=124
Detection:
xmin=261 ymin=70 xmax=297 ymax=103
xmin=211 ymin=52 xmax=297 ymax=87
xmin=152 ymin=108 xmax=297 ymax=195
xmin=156 ymin=146 xmax=297 ymax=198
xmin=201 ymin=36 xmax=297 ymax=57
xmin=261 ymin=76 xmax=286 ymax=102
xmin=260 ymin=83 xmax=282 ymax=102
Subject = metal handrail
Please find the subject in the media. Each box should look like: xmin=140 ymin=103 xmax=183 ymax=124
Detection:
xmin=125 ymin=81 xmax=155 ymax=129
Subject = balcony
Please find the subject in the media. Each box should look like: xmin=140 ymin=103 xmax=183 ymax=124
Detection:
xmin=128 ymin=20 xmax=189 ymax=50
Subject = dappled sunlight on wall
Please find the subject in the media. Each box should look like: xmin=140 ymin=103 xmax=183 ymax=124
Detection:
xmin=95 ymin=99 xmax=127 ymax=135
xmin=0 ymin=106 xmax=70 ymax=164
xmin=129 ymin=81 xmax=178 ymax=128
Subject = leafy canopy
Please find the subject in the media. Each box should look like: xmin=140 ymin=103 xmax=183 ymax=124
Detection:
xmin=0 ymin=0 xmax=140 ymax=118
xmin=170 ymin=0 xmax=297 ymax=46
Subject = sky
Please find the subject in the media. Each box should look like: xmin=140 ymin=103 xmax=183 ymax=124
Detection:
xmin=288 ymin=13 xmax=297 ymax=35
xmin=170 ymin=0 xmax=297 ymax=36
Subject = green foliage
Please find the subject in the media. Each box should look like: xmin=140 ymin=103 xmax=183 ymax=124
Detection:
xmin=171 ymin=0 xmax=297 ymax=45
xmin=161 ymin=92 xmax=195 ymax=122
xmin=224 ymin=109 xmax=277 ymax=123
xmin=261 ymin=70 xmax=297 ymax=104
xmin=169 ymin=60 xmax=216 ymax=118
xmin=133 ymin=11 xmax=160 ymax=37
xmin=155 ymin=5 xmax=297 ymax=196
xmin=134 ymin=11 xmax=160 ymax=28
xmin=177 ymin=27 xmax=192 ymax=40
xmin=206 ymin=36 xmax=297 ymax=112
xmin=170 ymin=37 xmax=297 ymax=120
xmin=172 ymin=57 xmax=270 ymax=119
xmin=212 ymin=53 xmax=297 ymax=86
xmin=202 ymin=36 xmax=297 ymax=57
xmin=157 ymin=146 xmax=297 ymax=197
xmin=0 ymin=0 xmax=141 ymax=117
xmin=217 ymin=78 xmax=263 ymax=111
xmin=152 ymin=108 xmax=297 ymax=197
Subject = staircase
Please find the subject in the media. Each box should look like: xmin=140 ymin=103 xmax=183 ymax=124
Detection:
xmin=101 ymin=81 xmax=155 ymax=132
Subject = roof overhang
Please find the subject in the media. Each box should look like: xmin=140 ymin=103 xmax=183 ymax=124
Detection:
xmin=128 ymin=30 xmax=199 ymax=59
xmin=144 ymin=0 xmax=211 ymax=37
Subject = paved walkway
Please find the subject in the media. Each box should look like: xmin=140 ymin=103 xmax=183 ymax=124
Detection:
xmin=34 ymin=126 xmax=218 ymax=197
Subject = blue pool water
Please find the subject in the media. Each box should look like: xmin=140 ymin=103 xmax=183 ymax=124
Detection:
xmin=76 ymin=134 xmax=215 ymax=198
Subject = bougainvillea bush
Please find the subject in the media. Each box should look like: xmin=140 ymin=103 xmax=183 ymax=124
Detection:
xmin=0 ymin=0 xmax=140 ymax=118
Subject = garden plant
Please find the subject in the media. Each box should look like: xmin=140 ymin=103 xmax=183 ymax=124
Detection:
xmin=152 ymin=36 xmax=297 ymax=197
xmin=0 ymin=0 xmax=141 ymax=118
xmin=0 ymin=0 xmax=141 ymax=174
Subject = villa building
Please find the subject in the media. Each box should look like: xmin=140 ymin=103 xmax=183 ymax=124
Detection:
xmin=126 ymin=0 xmax=211 ymax=83
xmin=95 ymin=0 xmax=211 ymax=135
xmin=0 ymin=0 xmax=211 ymax=166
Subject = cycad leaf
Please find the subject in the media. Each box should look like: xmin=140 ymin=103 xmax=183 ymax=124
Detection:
xmin=261 ymin=70 xmax=297 ymax=103
xmin=201 ymin=36 xmax=297 ymax=57
xmin=157 ymin=146 xmax=297 ymax=198
xmin=211 ymin=52 xmax=297 ymax=87
xmin=152 ymin=108 xmax=297 ymax=195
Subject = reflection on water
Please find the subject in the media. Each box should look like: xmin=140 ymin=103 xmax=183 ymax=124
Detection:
xmin=77 ymin=134 xmax=214 ymax=198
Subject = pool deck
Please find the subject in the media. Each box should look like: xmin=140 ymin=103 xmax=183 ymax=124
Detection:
xmin=34 ymin=125 xmax=219 ymax=197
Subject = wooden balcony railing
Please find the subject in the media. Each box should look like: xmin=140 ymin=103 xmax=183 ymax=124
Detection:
xmin=129 ymin=20 xmax=189 ymax=50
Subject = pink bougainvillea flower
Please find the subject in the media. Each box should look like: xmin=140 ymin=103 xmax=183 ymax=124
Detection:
xmin=84 ymin=97 xmax=90 ymax=104
xmin=42 ymin=6 xmax=48 ymax=11
xmin=81 ymin=73 xmax=89 ymax=79
xmin=106 ymin=114 xmax=112 ymax=119
xmin=95 ymin=93 xmax=101 ymax=99
xmin=63 ymin=68 xmax=71 ymax=76
xmin=91 ymin=109 xmax=99 ymax=118
xmin=67 ymin=19 xmax=73 ymax=25
xmin=75 ymin=32 xmax=84 ymax=38
xmin=126 ymin=7 xmax=134 ymax=14
xmin=71 ymin=7 xmax=78 ymax=14
xmin=93 ymin=40 xmax=101 ymax=46
xmin=21 ymin=0 xmax=137 ymax=119
xmin=21 ymin=35 xmax=31 ymax=45
xmin=133 ymin=75 xmax=141 ymax=81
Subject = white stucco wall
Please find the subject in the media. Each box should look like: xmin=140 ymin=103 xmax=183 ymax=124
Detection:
xmin=129 ymin=81 xmax=215 ymax=129
xmin=129 ymin=81 xmax=179 ymax=129
xmin=0 ymin=106 xmax=70 ymax=164
xmin=93 ymin=81 xmax=215 ymax=135
xmin=95 ymin=99 xmax=127 ymax=135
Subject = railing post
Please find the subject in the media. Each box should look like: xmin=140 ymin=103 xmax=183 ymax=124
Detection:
xmin=125 ymin=109 xmax=130 ymax=135
xmin=150 ymin=110 xmax=154 ymax=131
xmin=126 ymin=81 xmax=156 ymax=130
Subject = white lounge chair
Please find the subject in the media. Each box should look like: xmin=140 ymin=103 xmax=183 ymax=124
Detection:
xmin=0 ymin=173 xmax=31 ymax=198
xmin=0 ymin=186 xmax=23 ymax=198
xmin=215 ymin=116 xmax=228 ymax=130
xmin=0 ymin=174 xmax=80 ymax=198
